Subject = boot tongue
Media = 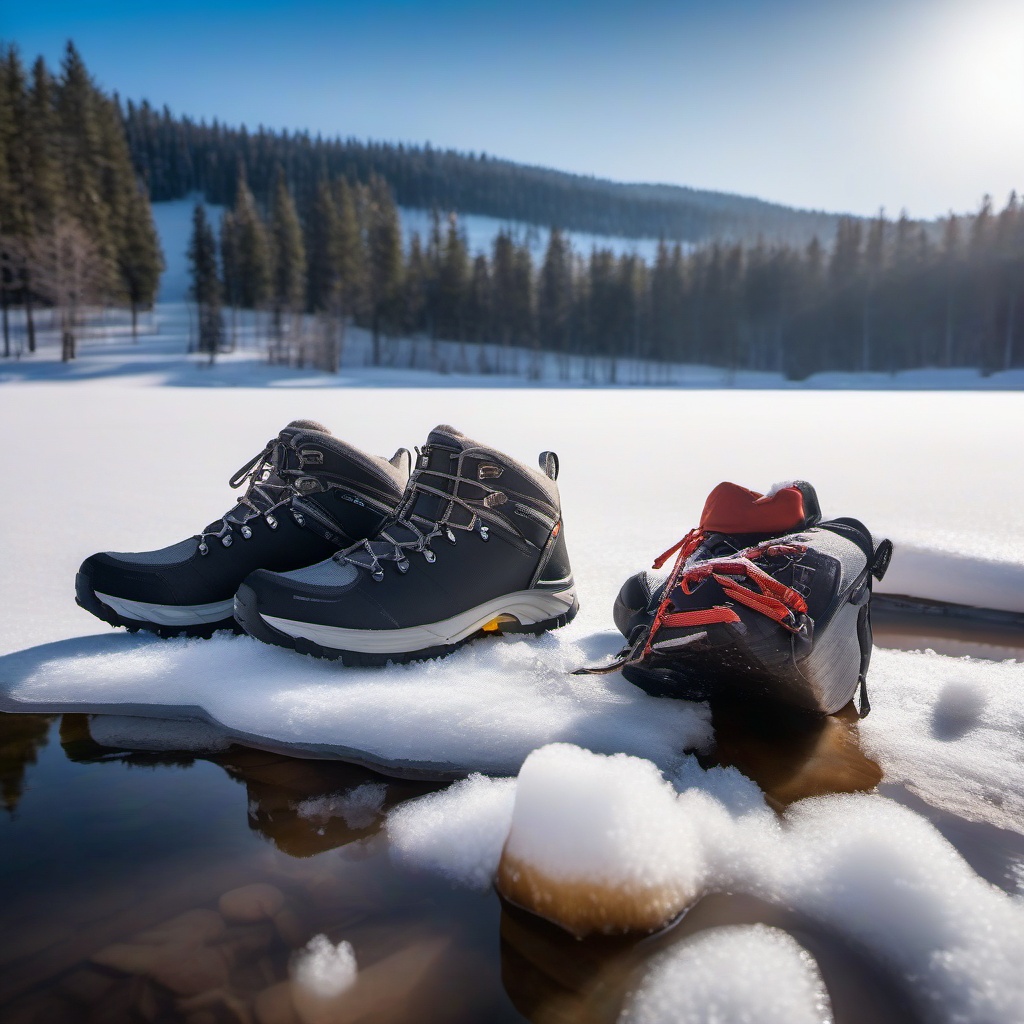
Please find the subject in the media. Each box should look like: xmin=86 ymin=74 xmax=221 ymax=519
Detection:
xmin=699 ymin=481 xmax=820 ymax=536
xmin=282 ymin=418 xmax=331 ymax=439
xmin=425 ymin=424 xmax=475 ymax=452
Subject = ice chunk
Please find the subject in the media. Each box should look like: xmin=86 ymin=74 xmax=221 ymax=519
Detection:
xmin=0 ymin=632 xmax=712 ymax=778
xmin=388 ymin=774 xmax=516 ymax=890
xmin=87 ymin=714 xmax=230 ymax=752
xmin=619 ymin=925 xmax=833 ymax=1024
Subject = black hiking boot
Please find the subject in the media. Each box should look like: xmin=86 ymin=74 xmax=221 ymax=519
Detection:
xmin=234 ymin=424 xmax=578 ymax=664
xmin=76 ymin=421 xmax=410 ymax=638
xmin=581 ymin=481 xmax=892 ymax=716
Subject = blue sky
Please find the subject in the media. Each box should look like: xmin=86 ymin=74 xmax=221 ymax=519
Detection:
xmin=4 ymin=0 xmax=1022 ymax=218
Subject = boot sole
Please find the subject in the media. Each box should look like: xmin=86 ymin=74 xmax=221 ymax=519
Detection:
xmin=234 ymin=583 xmax=579 ymax=666
xmin=75 ymin=570 xmax=241 ymax=640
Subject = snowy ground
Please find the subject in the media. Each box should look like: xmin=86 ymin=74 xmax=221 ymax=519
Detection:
xmin=2 ymin=310 xmax=1024 ymax=1018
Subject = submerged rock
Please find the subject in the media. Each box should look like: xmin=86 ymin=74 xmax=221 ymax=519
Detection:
xmin=219 ymin=883 xmax=285 ymax=923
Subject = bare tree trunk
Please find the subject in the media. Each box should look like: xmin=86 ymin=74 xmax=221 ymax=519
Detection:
xmin=1004 ymin=289 xmax=1018 ymax=371
xmin=1 ymin=286 xmax=9 ymax=358
xmin=131 ymin=302 xmax=139 ymax=342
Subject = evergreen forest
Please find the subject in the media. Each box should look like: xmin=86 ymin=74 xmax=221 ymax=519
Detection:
xmin=2 ymin=42 xmax=1022 ymax=378
xmin=0 ymin=42 xmax=163 ymax=359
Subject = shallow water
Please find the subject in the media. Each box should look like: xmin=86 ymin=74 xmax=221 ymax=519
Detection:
xmin=2 ymin=618 xmax=1022 ymax=1024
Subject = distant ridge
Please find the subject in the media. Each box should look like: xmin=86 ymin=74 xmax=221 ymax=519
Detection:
xmin=125 ymin=102 xmax=848 ymax=246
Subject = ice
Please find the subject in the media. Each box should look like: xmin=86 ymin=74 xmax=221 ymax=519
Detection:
xmin=860 ymin=649 xmax=1024 ymax=834
xmin=390 ymin=744 xmax=1024 ymax=1021
xmin=388 ymin=774 xmax=516 ymax=889
xmin=0 ymin=632 xmax=712 ymax=777
xmin=87 ymin=714 xmax=230 ymax=752
xmin=291 ymin=935 xmax=358 ymax=999
xmin=619 ymin=924 xmax=833 ymax=1024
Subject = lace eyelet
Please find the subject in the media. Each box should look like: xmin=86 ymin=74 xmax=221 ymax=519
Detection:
xmin=199 ymin=542 xmax=209 ymax=556
xmin=241 ymin=526 xmax=253 ymax=540
xmin=266 ymin=515 xmax=278 ymax=530
xmin=397 ymin=558 xmax=410 ymax=573
xmin=424 ymin=549 xmax=436 ymax=563
xmin=372 ymin=568 xmax=385 ymax=582
xmin=292 ymin=510 xmax=305 ymax=527
xmin=446 ymin=528 xmax=457 ymax=544
xmin=479 ymin=525 xmax=489 ymax=542
xmin=221 ymin=534 xmax=233 ymax=548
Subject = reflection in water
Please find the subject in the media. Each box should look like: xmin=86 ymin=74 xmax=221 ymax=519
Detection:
xmin=0 ymin=713 xmax=56 ymax=814
xmin=706 ymin=700 xmax=882 ymax=810
xmin=59 ymin=712 xmax=439 ymax=856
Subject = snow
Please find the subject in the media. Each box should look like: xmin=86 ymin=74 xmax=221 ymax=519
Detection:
xmin=619 ymin=925 xmax=833 ymax=1024
xmin=291 ymin=934 xmax=358 ymax=998
xmin=861 ymin=649 xmax=1024 ymax=834
xmin=388 ymin=744 xmax=1024 ymax=1023
xmin=2 ymin=263 xmax=1023 ymax=1017
xmin=387 ymin=774 xmax=517 ymax=889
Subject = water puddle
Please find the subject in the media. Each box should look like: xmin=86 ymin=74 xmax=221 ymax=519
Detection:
xmin=1 ymin=608 xmax=1021 ymax=1023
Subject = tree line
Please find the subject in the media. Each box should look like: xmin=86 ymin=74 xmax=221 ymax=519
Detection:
xmin=192 ymin=169 xmax=1024 ymax=378
xmin=127 ymin=100 xmax=843 ymax=247
xmin=0 ymin=42 xmax=163 ymax=360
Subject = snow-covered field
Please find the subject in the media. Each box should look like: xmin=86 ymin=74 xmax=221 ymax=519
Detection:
xmin=2 ymin=300 xmax=1024 ymax=1019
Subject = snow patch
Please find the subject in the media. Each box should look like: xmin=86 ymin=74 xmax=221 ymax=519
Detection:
xmin=619 ymin=925 xmax=833 ymax=1024
xmin=387 ymin=774 xmax=516 ymax=890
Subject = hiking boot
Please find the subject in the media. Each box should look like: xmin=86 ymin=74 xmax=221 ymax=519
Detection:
xmin=582 ymin=481 xmax=892 ymax=716
xmin=76 ymin=421 xmax=411 ymax=638
xmin=233 ymin=424 xmax=578 ymax=664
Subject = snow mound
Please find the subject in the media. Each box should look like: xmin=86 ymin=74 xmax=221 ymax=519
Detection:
xmin=388 ymin=774 xmax=517 ymax=889
xmin=497 ymin=744 xmax=704 ymax=934
xmin=0 ymin=631 xmax=712 ymax=778
xmin=862 ymin=649 xmax=1024 ymax=834
xmin=619 ymin=924 xmax=833 ymax=1024
xmin=389 ymin=744 xmax=1024 ymax=1022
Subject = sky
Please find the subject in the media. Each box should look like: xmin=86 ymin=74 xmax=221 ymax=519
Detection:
xmin=4 ymin=0 xmax=1023 ymax=219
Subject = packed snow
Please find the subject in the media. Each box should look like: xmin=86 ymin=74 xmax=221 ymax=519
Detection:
xmin=388 ymin=743 xmax=1024 ymax=1023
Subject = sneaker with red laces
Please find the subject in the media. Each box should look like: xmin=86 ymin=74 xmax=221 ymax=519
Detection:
xmin=582 ymin=481 xmax=892 ymax=716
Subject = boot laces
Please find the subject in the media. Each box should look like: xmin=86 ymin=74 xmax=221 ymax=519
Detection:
xmin=198 ymin=438 xmax=306 ymax=553
xmin=337 ymin=445 xmax=510 ymax=581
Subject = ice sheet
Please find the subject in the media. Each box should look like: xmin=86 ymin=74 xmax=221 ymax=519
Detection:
xmin=0 ymin=631 xmax=712 ymax=778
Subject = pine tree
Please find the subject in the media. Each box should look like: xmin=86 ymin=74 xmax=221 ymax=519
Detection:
xmin=436 ymin=213 xmax=468 ymax=341
xmin=188 ymin=202 xmax=223 ymax=363
xmin=538 ymin=227 xmax=573 ymax=359
xmin=364 ymin=174 xmax=402 ymax=364
xmin=267 ymin=169 xmax=306 ymax=360
xmin=232 ymin=174 xmax=271 ymax=320
xmin=118 ymin=181 xmax=164 ymax=339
